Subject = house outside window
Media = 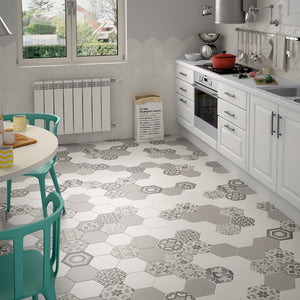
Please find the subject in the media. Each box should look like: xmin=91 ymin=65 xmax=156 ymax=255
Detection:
xmin=17 ymin=0 xmax=126 ymax=65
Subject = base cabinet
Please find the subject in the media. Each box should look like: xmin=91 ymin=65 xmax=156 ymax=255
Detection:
xmin=249 ymin=95 xmax=300 ymax=210
xmin=277 ymin=107 xmax=300 ymax=208
xmin=218 ymin=117 xmax=246 ymax=169
xmin=249 ymin=95 xmax=278 ymax=190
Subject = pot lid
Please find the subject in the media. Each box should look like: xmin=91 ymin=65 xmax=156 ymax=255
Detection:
xmin=213 ymin=51 xmax=236 ymax=59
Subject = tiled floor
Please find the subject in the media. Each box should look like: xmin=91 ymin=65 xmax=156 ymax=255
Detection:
xmin=1 ymin=138 xmax=300 ymax=300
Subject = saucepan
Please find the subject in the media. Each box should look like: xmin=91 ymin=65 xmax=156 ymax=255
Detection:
xmin=212 ymin=51 xmax=236 ymax=69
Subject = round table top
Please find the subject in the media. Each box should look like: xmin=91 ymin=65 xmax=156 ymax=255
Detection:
xmin=0 ymin=124 xmax=58 ymax=182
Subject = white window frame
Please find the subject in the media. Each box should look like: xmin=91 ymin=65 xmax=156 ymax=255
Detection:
xmin=16 ymin=0 xmax=127 ymax=66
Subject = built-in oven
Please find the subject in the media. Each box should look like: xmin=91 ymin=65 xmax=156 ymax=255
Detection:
xmin=193 ymin=72 xmax=218 ymax=141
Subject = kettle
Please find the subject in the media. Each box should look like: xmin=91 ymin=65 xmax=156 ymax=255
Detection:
xmin=200 ymin=44 xmax=217 ymax=59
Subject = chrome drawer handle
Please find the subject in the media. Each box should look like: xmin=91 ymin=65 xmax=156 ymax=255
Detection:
xmin=224 ymin=110 xmax=236 ymax=118
xmin=179 ymin=87 xmax=187 ymax=92
xmin=179 ymin=72 xmax=187 ymax=77
xmin=277 ymin=114 xmax=282 ymax=139
xmin=224 ymin=91 xmax=236 ymax=98
xmin=224 ymin=124 xmax=235 ymax=132
xmin=271 ymin=111 xmax=276 ymax=136
xmin=179 ymin=98 xmax=187 ymax=104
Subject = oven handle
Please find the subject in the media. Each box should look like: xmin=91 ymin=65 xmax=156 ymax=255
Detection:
xmin=192 ymin=83 xmax=218 ymax=99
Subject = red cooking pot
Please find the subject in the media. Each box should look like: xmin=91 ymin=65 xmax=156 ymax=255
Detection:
xmin=212 ymin=51 xmax=236 ymax=69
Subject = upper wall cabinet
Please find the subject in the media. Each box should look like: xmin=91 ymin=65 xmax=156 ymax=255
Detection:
xmin=284 ymin=0 xmax=300 ymax=26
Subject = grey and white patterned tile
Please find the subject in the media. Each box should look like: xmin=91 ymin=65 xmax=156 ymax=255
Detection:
xmin=1 ymin=137 xmax=300 ymax=300
xmin=247 ymin=284 xmax=280 ymax=300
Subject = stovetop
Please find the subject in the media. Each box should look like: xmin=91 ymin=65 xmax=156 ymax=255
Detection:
xmin=196 ymin=63 xmax=256 ymax=75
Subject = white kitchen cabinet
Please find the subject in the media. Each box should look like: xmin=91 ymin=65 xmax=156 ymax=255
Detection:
xmin=176 ymin=65 xmax=194 ymax=84
xmin=176 ymin=64 xmax=194 ymax=132
xmin=176 ymin=79 xmax=194 ymax=100
xmin=218 ymin=83 xmax=248 ymax=170
xmin=249 ymin=95 xmax=300 ymax=209
xmin=218 ymin=82 xmax=247 ymax=109
xmin=218 ymin=117 xmax=247 ymax=169
xmin=249 ymin=95 xmax=278 ymax=190
xmin=277 ymin=107 xmax=300 ymax=208
xmin=218 ymin=99 xmax=247 ymax=130
xmin=176 ymin=93 xmax=194 ymax=131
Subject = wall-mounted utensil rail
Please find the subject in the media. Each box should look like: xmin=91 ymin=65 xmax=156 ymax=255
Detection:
xmin=235 ymin=28 xmax=300 ymax=42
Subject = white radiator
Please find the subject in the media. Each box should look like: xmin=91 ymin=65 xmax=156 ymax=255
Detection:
xmin=33 ymin=78 xmax=112 ymax=135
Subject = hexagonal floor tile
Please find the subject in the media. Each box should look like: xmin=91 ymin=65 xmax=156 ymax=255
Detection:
xmin=145 ymin=260 xmax=174 ymax=277
xmin=153 ymin=275 xmax=186 ymax=294
xmin=131 ymin=287 xmax=165 ymax=300
xmin=138 ymin=247 xmax=166 ymax=262
xmin=100 ymin=284 xmax=134 ymax=300
xmin=71 ymin=280 xmax=103 ymax=299
xmin=119 ymin=215 xmax=144 ymax=226
xmin=111 ymin=244 xmax=140 ymax=259
xmin=247 ymin=284 xmax=280 ymax=300
xmin=124 ymin=271 xmax=155 ymax=289
xmin=211 ymin=243 xmax=238 ymax=257
xmin=94 ymin=268 xmax=127 ymax=287
xmin=203 ymin=266 xmax=234 ymax=284
xmin=184 ymin=278 xmax=216 ymax=297
xmin=118 ymin=257 xmax=147 ymax=273
xmin=62 ymin=252 xmax=93 ymax=267
xmin=66 ymin=265 xmax=98 ymax=282
xmin=131 ymin=236 xmax=159 ymax=249
xmin=267 ymin=228 xmax=293 ymax=241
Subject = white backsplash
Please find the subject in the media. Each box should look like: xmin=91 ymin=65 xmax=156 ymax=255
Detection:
xmin=216 ymin=0 xmax=300 ymax=83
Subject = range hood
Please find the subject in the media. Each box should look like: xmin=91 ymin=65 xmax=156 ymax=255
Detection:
xmin=215 ymin=0 xmax=257 ymax=24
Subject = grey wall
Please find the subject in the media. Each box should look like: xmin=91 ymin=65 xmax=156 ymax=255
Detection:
xmin=0 ymin=0 xmax=215 ymax=143
xmin=128 ymin=0 xmax=214 ymax=41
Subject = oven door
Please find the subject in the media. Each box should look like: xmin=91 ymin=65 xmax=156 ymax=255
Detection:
xmin=193 ymin=82 xmax=218 ymax=140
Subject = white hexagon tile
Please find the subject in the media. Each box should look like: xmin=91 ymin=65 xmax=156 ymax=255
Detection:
xmin=1 ymin=137 xmax=300 ymax=300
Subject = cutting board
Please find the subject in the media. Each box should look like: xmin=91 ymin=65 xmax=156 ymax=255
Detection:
xmin=3 ymin=133 xmax=37 ymax=149
xmin=254 ymin=78 xmax=278 ymax=85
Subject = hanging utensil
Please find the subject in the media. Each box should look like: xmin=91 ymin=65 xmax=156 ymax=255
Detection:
xmin=250 ymin=32 xmax=255 ymax=60
xmin=253 ymin=33 xmax=258 ymax=61
xmin=239 ymin=32 xmax=245 ymax=61
xmin=237 ymin=31 xmax=241 ymax=57
xmin=257 ymin=33 xmax=263 ymax=61
xmin=246 ymin=32 xmax=250 ymax=62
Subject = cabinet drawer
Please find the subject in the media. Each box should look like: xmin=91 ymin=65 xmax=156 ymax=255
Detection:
xmin=218 ymin=82 xmax=247 ymax=109
xmin=176 ymin=94 xmax=194 ymax=130
xmin=218 ymin=117 xmax=247 ymax=170
xmin=176 ymin=79 xmax=194 ymax=100
xmin=176 ymin=65 xmax=194 ymax=84
xmin=218 ymin=99 xmax=247 ymax=130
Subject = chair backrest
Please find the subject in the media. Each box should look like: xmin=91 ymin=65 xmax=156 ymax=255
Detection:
xmin=0 ymin=192 xmax=64 ymax=299
xmin=3 ymin=113 xmax=60 ymax=137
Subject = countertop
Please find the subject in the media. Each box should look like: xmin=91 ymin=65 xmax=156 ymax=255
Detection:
xmin=176 ymin=59 xmax=300 ymax=113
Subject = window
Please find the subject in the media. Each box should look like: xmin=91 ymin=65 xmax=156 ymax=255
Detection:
xmin=17 ymin=0 xmax=126 ymax=65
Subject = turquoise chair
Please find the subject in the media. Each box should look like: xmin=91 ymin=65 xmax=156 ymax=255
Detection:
xmin=3 ymin=113 xmax=65 ymax=217
xmin=0 ymin=191 xmax=64 ymax=300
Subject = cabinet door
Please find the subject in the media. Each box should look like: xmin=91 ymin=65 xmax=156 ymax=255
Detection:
xmin=176 ymin=93 xmax=194 ymax=131
xmin=249 ymin=95 xmax=278 ymax=190
xmin=277 ymin=107 xmax=300 ymax=209
xmin=218 ymin=117 xmax=247 ymax=170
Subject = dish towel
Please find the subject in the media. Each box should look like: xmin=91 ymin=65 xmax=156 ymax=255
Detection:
xmin=274 ymin=35 xmax=287 ymax=72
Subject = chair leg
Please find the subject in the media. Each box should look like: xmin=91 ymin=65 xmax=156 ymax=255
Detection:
xmin=50 ymin=166 xmax=66 ymax=215
xmin=6 ymin=180 xmax=12 ymax=212
xmin=38 ymin=177 xmax=48 ymax=218
xmin=43 ymin=283 xmax=57 ymax=300
xmin=32 ymin=294 xmax=38 ymax=300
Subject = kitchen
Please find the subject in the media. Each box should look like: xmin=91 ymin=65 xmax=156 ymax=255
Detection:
xmin=0 ymin=0 xmax=300 ymax=299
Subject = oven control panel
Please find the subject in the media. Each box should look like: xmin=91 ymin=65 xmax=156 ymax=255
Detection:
xmin=195 ymin=72 xmax=218 ymax=92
